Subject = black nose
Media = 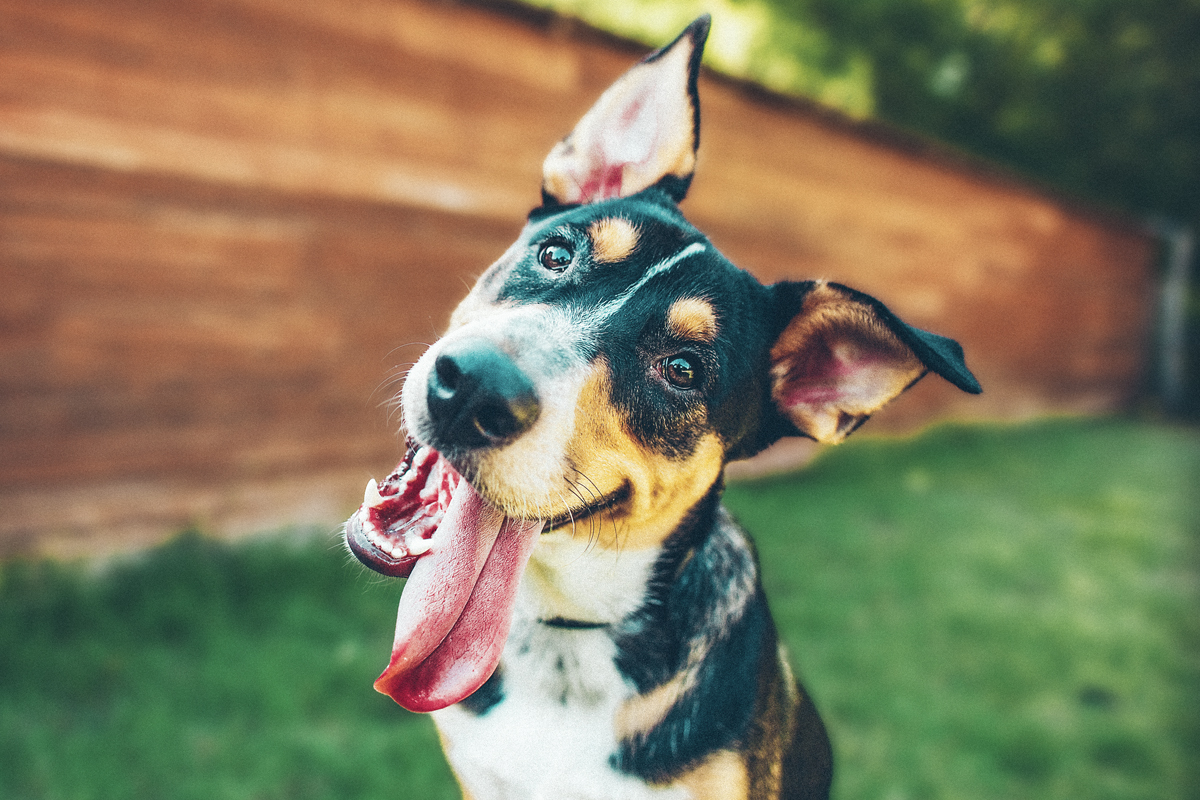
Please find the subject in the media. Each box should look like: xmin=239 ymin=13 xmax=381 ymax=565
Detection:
xmin=426 ymin=339 xmax=540 ymax=449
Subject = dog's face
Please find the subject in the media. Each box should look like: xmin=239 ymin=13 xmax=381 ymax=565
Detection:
xmin=401 ymin=192 xmax=777 ymax=549
xmin=345 ymin=16 xmax=979 ymax=713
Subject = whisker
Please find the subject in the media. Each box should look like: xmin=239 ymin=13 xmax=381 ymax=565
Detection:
xmin=376 ymin=363 xmax=417 ymax=396
xmin=385 ymin=342 xmax=433 ymax=362
xmin=562 ymin=472 xmax=594 ymax=545
xmin=565 ymin=470 xmax=609 ymax=551
xmin=571 ymin=469 xmax=610 ymax=547
xmin=563 ymin=479 xmax=599 ymax=539
xmin=553 ymin=488 xmax=579 ymax=536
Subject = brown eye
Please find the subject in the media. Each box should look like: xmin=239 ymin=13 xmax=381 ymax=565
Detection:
xmin=538 ymin=242 xmax=574 ymax=272
xmin=661 ymin=355 xmax=699 ymax=389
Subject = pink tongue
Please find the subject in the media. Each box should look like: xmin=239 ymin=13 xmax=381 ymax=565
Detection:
xmin=374 ymin=478 xmax=543 ymax=712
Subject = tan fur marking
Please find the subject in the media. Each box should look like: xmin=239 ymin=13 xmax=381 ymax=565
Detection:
xmin=589 ymin=217 xmax=640 ymax=263
xmin=459 ymin=356 xmax=723 ymax=552
xmin=667 ymin=297 xmax=719 ymax=343
xmin=562 ymin=362 xmax=724 ymax=551
xmin=740 ymin=645 xmax=798 ymax=799
xmin=673 ymin=749 xmax=751 ymax=800
xmin=770 ymin=282 xmax=924 ymax=444
xmin=614 ymin=672 xmax=692 ymax=741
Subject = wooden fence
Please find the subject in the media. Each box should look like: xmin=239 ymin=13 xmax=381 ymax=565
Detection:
xmin=0 ymin=0 xmax=1157 ymax=554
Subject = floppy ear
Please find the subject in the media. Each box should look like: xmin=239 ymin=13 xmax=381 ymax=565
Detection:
xmin=769 ymin=281 xmax=981 ymax=444
xmin=541 ymin=15 xmax=710 ymax=206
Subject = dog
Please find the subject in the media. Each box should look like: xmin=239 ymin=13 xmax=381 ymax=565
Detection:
xmin=344 ymin=16 xmax=979 ymax=799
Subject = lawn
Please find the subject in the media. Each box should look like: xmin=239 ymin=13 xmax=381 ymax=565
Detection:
xmin=1 ymin=417 xmax=1197 ymax=800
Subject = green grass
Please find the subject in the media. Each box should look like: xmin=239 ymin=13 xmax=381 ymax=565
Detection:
xmin=1 ymin=417 xmax=1197 ymax=799
xmin=0 ymin=535 xmax=458 ymax=800
xmin=727 ymin=418 xmax=1200 ymax=800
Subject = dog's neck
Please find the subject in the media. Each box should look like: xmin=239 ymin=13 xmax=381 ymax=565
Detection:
xmin=516 ymin=480 xmax=724 ymax=628
xmin=518 ymin=529 xmax=665 ymax=627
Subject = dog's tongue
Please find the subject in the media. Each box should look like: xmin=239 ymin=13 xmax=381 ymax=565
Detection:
xmin=374 ymin=478 xmax=543 ymax=712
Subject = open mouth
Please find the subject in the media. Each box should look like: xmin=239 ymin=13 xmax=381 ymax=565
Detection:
xmin=344 ymin=442 xmax=455 ymax=576
xmin=344 ymin=439 xmax=636 ymax=712
xmin=345 ymin=438 xmax=549 ymax=713
xmin=346 ymin=440 xmax=629 ymax=569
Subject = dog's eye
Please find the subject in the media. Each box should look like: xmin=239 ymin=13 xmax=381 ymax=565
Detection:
xmin=660 ymin=355 xmax=700 ymax=389
xmin=538 ymin=242 xmax=574 ymax=272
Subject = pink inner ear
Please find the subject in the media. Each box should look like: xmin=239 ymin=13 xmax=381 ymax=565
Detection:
xmin=574 ymin=95 xmax=656 ymax=203
xmin=573 ymin=153 xmax=625 ymax=204
xmin=770 ymin=284 xmax=928 ymax=444
xmin=620 ymin=97 xmax=647 ymax=126
xmin=778 ymin=338 xmax=892 ymax=409
xmin=780 ymin=341 xmax=844 ymax=406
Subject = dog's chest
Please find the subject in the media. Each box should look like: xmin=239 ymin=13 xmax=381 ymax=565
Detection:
xmin=432 ymin=538 xmax=686 ymax=800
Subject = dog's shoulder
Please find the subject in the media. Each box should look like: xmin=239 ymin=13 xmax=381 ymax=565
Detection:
xmin=606 ymin=502 xmax=774 ymax=783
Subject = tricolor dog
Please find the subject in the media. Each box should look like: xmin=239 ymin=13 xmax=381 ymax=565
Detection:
xmin=345 ymin=16 xmax=980 ymax=800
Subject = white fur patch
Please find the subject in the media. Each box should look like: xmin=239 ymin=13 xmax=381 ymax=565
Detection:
xmin=522 ymin=532 xmax=662 ymax=624
xmin=432 ymin=541 xmax=676 ymax=800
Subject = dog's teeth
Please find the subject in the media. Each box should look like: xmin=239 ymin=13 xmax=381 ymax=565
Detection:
xmin=366 ymin=525 xmax=385 ymax=548
xmin=406 ymin=536 xmax=432 ymax=556
xmin=363 ymin=477 xmax=384 ymax=507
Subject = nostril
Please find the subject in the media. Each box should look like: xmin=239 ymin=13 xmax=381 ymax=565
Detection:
xmin=433 ymin=355 xmax=461 ymax=399
xmin=473 ymin=394 xmax=539 ymax=441
xmin=474 ymin=403 xmax=518 ymax=440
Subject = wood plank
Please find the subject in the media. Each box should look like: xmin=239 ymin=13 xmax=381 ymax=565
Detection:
xmin=0 ymin=0 xmax=1158 ymax=553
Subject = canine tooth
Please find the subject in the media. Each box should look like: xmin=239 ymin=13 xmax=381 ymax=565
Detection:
xmin=406 ymin=536 xmax=432 ymax=556
xmin=363 ymin=478 xmax=384 ymax=507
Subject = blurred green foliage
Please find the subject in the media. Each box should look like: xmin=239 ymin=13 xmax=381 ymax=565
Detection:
xmin=729 ymin=418 xmax=1200 ymax=799
xmin=752 ymin=0 xmax=1199 ymax=225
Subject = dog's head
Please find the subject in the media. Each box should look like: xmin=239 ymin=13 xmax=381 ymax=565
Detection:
xmin=346 ymin=16 xmax=979 ymax=713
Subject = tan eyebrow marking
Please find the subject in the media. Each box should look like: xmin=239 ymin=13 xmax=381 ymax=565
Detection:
xmin=667 ymin=297 xmax=718 ymax=343
xmin=588 ymin=217 xmax=640 ymax=263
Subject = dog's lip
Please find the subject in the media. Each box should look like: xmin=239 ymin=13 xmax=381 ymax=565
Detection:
xmin=431 ymin=447 xmax=631 ymax=534
xmin=543 ymin=481 xmax=631 ymax=531
xmin=345 ymin=511 xmax=420 ymax=577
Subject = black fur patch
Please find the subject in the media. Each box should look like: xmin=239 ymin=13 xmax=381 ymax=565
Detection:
xmin=459 ymin=665 xmax=505 ymax=716
xmin=539 ymin=617 xmax=611 ymax=630
xmin=611 ymin=489 xmax=719 ymax=691
xmin=611 ymin=495 xmax=770 ymax=781
xmin=613 ymin=595 xmax=769 ymax=782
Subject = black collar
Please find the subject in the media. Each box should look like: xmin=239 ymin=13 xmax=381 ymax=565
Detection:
xmin=537 ymin=616 xmax=610 ymax=630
